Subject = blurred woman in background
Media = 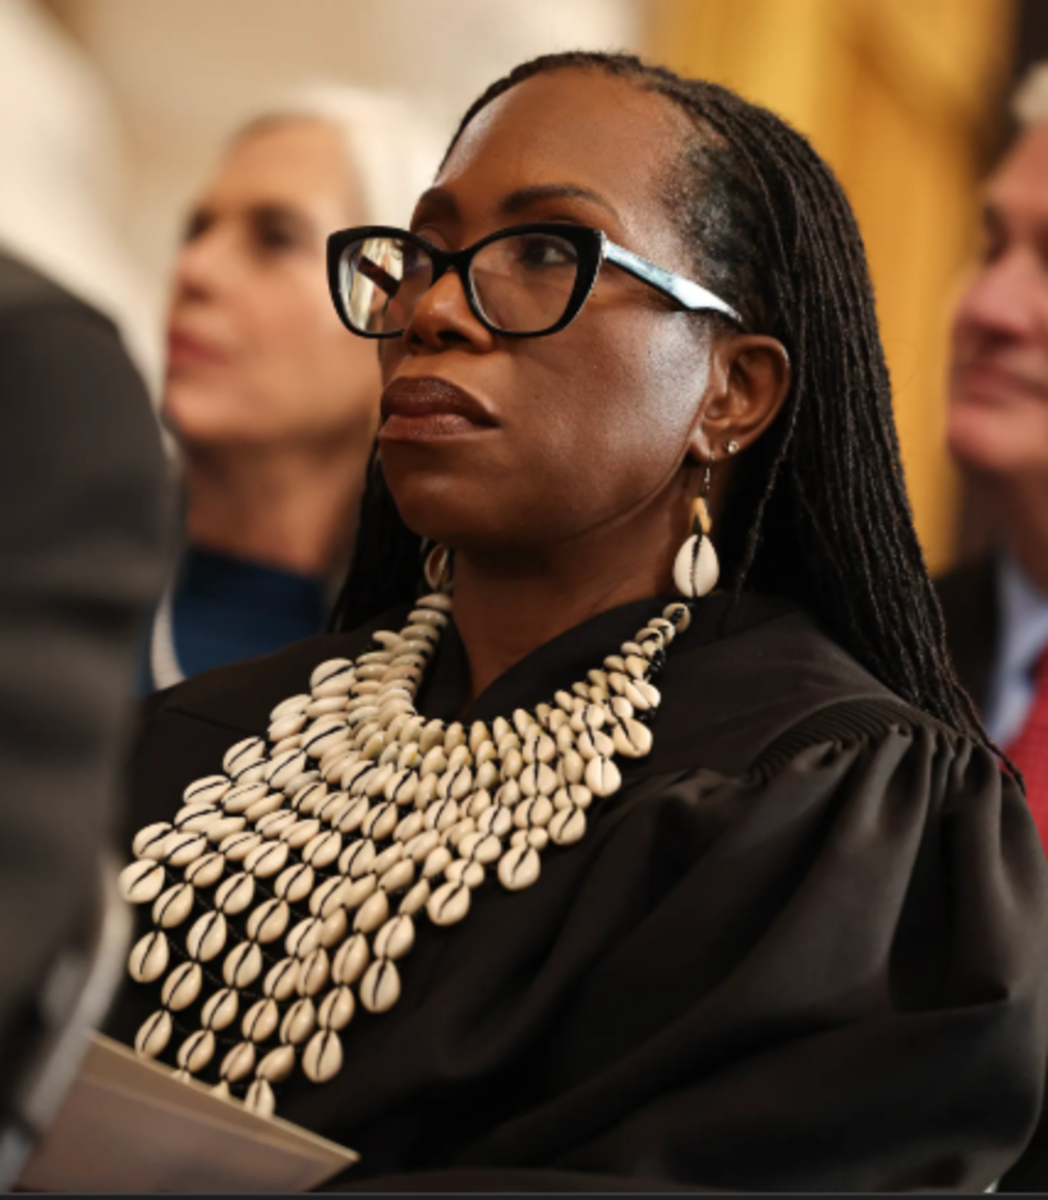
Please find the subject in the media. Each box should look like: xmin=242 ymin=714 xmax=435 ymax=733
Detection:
xmin=145 ymin=87 xmax=440 ymax=691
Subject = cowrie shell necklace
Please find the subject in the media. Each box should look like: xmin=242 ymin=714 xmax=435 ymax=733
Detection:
xmin=121 ymin=590 xmax=693 ymax=1117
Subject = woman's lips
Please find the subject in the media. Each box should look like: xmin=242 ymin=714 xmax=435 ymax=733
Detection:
xmin=166 ymin=329 xmax=228 ymax=371
xmin=379 ymin=376 xmax=496 ymax=441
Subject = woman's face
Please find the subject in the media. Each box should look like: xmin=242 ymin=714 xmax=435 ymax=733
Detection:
xmin=164 ymin=119 xmax=379 ymax=451
xmin=377 ymin=69 xmax=718 ymax=553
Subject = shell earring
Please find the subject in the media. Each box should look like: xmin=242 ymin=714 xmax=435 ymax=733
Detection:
xmin=673 ymin=459 xmax=720 ymax=598
xmin=423 ymin=544 xmax=454 ymax=593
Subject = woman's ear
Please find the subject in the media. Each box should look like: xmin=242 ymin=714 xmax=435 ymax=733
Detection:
xmin=688 ymin=333 xmax=791 ymax=460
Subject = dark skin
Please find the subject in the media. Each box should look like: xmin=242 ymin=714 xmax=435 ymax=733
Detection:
xmin=379 ymin=69 xmax=791 ymax=701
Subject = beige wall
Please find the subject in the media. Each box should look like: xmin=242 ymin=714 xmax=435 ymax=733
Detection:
xmin=645 ymin=0 xmax=1017 ymax=572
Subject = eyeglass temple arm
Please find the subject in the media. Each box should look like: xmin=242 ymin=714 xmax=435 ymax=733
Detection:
xmin=602 ymin=238 xmax=742 ymax=325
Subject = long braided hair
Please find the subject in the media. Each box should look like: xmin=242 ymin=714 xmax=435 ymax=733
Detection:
xmin=330 ymin=51 xmax=990 ymax=749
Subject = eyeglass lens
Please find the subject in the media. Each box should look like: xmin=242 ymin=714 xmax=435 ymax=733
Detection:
xmin=339 ymin=231 xmax=582 ymax=336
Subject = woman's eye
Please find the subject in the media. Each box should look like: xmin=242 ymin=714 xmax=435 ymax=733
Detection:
xmin=517 ymin=236 xmax=576 ymax=267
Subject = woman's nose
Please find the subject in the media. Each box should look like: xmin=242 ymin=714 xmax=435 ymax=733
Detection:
xmin=953 ymin=247 xmax=1048 ymax=345
xmin=404 ymin=267 xmax=496 ymax=353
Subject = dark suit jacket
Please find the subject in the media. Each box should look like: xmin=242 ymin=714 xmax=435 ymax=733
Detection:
xmin=935 ymin=555 xmax=999 ymax=713
xmin=0 ymin=253 xmax=172 ymax=1116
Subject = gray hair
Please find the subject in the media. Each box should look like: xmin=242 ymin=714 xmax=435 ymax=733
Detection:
xmin=236 ymin=83 xmax=445 ymax=227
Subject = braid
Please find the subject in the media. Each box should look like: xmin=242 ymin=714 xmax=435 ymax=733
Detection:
xmin=331 ymin=51 xmax=994 ymax=754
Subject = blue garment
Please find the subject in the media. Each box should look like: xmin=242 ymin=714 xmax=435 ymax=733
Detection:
xmin=984 ymin=552 xmax=1048 ymax=746
xmin=140 ymin=546 xmax=327 ymax=693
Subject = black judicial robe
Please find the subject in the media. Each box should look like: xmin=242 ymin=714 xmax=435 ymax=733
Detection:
xmin=107 ymin=592 xmax=1048 ymax=1192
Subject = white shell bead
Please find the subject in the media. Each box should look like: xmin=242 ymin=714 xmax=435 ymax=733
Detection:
xmin=128 ymin=931 xmax=169 ymax=982
xmin=242 ymin=997 xmax=280 ymax=1042
xmin=549 ymin=806 xmax=587 ymax=846
xmin=673 ymin=532 xmax=719 ymax=598
xmin=373 ymin=914 xmax=415 ymax=960
xmin=280 ymin=998 xmax=316 ymax=1046
xmin=362 ymin=801 xmax=398 ymax=841
xmin=245 ymin=1078 xmax=276 ymax=1118
xmin=177 ymin=1029 xmax=215 ymax=1074
xmin=497 ymin=845 xmax=541 ymax=891
xmin=360 ymin=959 xmax=401 ymax=1013
xmin=339 ymin=837 xmax=376 ymax=878
xmin=379 ymin=858 xmax=416 ymax=894
xmin=135 ymin=1009 xmax=172 ymax=1058
xmin=307 ymin=695 xmax=349 ymax=719
xmin=318 ymin=986 xmax=356 ymax=1031
xmin=343 ymin=874 xmax=378 ymax=908
xmin=223 ymin=940 xmax=263 ymax=988
xmin=332 ymin=934 xmax=369 ymax=985
xmin=422 ymin=845 xmax=453 ymax=879
xmin=354 ymin=888 xmax=390 ymax=933
xmin=309 ymin=875 xmax=351 ymax=918
xmin=302 ymin=829 xmax=342 ymax=869
xmin=310 ymin=659 xmax=355 ymax=695
xmin=223 ymin=736 xmax=266 ymax=776
xmin=201 ymin=987 xmax=239 ymax=1031
xmin=269 ymin=710 xmax=307 ymax=742
xmin=172 ymin=803 xmax=221 ymax=833
xmin=119 ymin=859 xmax=166 ymax=904
xmin=244 ymin=839 xmax=289 ymax=878
xmin=613 ymin=718 xmax=653 ymax=758
xmin=320 ymin=907 xmax=349 ymax=947
xmin=214 ymin=872 xmax=255 ymax=915
xmin=282 ymin=818 xmax=321 ymax=849
xmin=161 ymin=961 xmax=203 ymax=1010
xmin=186 ymin=910 xmax=228 ymax=961
xmin=246 ymin=898 xmax=290 ymax=943
xmin=271 ymin=693 xmax=310 ymax=722
xmin=221 ymin=1041 xmax=257 ymax=1082
xmin=399 ymin=878 xmax=431 ymax=916
xmin=297 ymin=947 xmax=331 ymax=996
xmin=132 ymin=822 xmax=171 ymax=860
xmin=244 ymin=792 xmax=285 ymax=823
xmin=302 ymin=1030 xmax=343 ymax=1083
xmin=183 ymin=775 xmax=231 ymax=806
xmin=257 ymin=1044 xmax=297 ymax=1082
xmin=445 ymin=859 xmax=485 ymax=889
xmin=221 ymin=782 xmax=268 ymax=814
xmin=206 ymin=815 xmax=249 ymax=844
xmin=266 ymin=750 xmax=308 ymax=791
xmin=333 ymin=795 xmax=370 ymax=834
xmin=263 ymin=957 xmax=300 ymax=1001
xmin=273 ymin=862 xmax=315 ymax=903
xmin=152 ymin=882 xmax=194 ymax=928
xmin=185 ymin=851 xmax=225 ymax=888
xmin=286 ymin=916 xmax=323 ymax=959
xmin=427 ymin=880 xmax=471 ymax=926
xmin=255 ymin=810 xmax=296 ymax=839
xmin=584 ymin=756 xmax=622 ymax=798
xmin=515 ymin=795 xmax=553 ymax=828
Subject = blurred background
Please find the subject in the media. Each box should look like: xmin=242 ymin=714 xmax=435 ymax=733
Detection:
xmin=5 ymin=0 xmax=1044 ymax=572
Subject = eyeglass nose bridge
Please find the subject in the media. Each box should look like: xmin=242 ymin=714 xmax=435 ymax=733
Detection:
xmin=417 ymin=245 xmax=486 ymax=329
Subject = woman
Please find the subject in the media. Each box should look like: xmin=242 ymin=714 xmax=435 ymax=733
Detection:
xmin=110 ymin=54 xmax=1048 ymax=1190
xmin=145 ymin=87 xmax=439 ymax=690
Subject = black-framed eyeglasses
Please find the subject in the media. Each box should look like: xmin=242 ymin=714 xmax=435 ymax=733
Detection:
xmin=326 ymin=222 xmax=742 ymax=339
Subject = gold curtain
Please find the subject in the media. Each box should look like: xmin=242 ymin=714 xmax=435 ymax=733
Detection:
xmin=645 ymin=0 xmax=1015 ymax=572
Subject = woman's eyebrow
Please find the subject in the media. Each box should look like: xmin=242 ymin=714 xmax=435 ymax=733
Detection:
xmin=500 ymin=183 xmax=619 ymax=218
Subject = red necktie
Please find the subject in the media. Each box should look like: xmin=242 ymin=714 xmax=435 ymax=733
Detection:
xmin=1006 ymin=647 xmax=1048 ymax=850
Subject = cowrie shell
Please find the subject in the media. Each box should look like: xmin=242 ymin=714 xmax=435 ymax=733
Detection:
xmin=282 ymin=818 xmax=321 ymax=849
xmin=311 ymin=658 xmax=354 ymax=694
xmin=244 ymin=791 xmax=285 ymax=823
xmin=332 ymin=934 xmax=369 ymax=985
xmin=549 ymin=805 xmax=587 ymax=846
xmin=379 ymin=858 xmax=415 ymax=893
xmin=271 ymin=694 xmax=310 ymax=722
xmin=214 ymin=871 xmax=255 ymax=915
xmin=584 ymin=756 xmax=622 ymax=798
xmin=399 ymin=878 xmax=431 ymax=916
xmin=223 ymin=940 xmax=263 ymax=988
xmin=280 ymin=997 xmax=316 ymax=1046
xmin=245 ymin=1078 xmax=276 ymax=1117
xmin=269 ymin=710 xmax=307 ymax=743
xmin=320 ymin=907 xmax=348 ymax=947
xmin=263 ymin=957 xmax=300 ymax=1002
xmin=297 ymin=947 xmax=331 ymax=996
xmin=273 ymin=862 xmax=315 ymax=903
xmin=362 ymin=801 xmax=398 ymax=841
xmin=161 ymin=961 xmax=202 ymax=1010
xmin=285 ymin=916 xmax=323 ymax=959
xmin=353 ymin=888 xmax=389 ymax=933
xmin=302 ymin=829 xmax=342 ymax=869
xmin=497 ymin=844 xmax=541 ymax=891
xmin=478 ymin=804 xmax=513 ymax=838
xmin=242 ymin=997 xmax=279 ymax=1042
xmin=613 ymin=718 xmax=653 ymax=758
xmin=221 ymin=782 xmax=268 ymax=814
xmin=135 ymin=1009 xmax=172 ymax=1058
xmin=206 ymin=815 xmax=249 ymax=844
xmin=257 ymin=1044 xmax=297 ymax=1082
xmin=132 ymin=822 xmax=171 ymax=860
xmin=176 ymin=1029 xmax=215 ymax=1074
xmin=185 ymin=851 xmax=225 ymax=887
xmin=302 ymin=1030 xmax=343 ymax=1083
xmin=333 ymin=795 xmax=370 ymax=834
xmin=339 ymin=837 xmax=376 ymax=878
xmin=373 ymin=914 xmax=414 ymax=960
xmin=173 ymin=802 xmax=220 ymax=832
xmin=266 ymin=750 xmax=308 ymax=791
xmin=223 ymin=736 xmax=265 ymax=776
xmin=244 ymin=839 xmax=289 ymax=878
xmin=308 ymin=875 xmax=352 ymax=918
xmin=343 ymin=873 xmax=378 ymax=909
xmin=445 ymin=859 xmax=485 ymax=888
xmin=318 ymin=986 xmax=356 ymax=1031
xmin=218 ymin=830 xmax=263 ymax=862
xmin=220 ymin=1040 xmax=256 ymax=1082
xmin=201 ymin=987 xmax=239 ymax=1031
xmin=360 ymin=959 xmax=401 ymax=1013
xmin=426 ymin=880 xmax=471 ymax=926
xmin=128 ymin=930 xmax=169 ymax=982
xmin=554 ymin=783 xmax=592 ymax=810
xmin=246 ymin=898 xmax=290 ymax=943
xmin=289 ymin=780 xmax=327 ymax=814
xmin=255 ymin=810 xmax=297 ymax=840
xmin=183 ymin=775 xmax=231 ymax=806
xmin=119 ymin=859 xmax=166 ymax=904
xmin=186 ymin=910 xmax=228 ymax=961
xmin=514 ymin=795 xmax=553 ymax=829
xmin=152 ymin=882 xmax=194 ymax=929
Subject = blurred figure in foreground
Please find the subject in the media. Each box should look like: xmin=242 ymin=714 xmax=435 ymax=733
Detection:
xmin=0 ymin=252 xmax=172 ymax=1170
xmin=146 ymin=87 xmax=440 ymax=691
xmin=938 ymin=65 xmax=1048 ymax=850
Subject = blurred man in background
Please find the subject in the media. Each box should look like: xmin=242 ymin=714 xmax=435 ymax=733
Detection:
xmin=938 ymin=64 xmax=1048 ymax=851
